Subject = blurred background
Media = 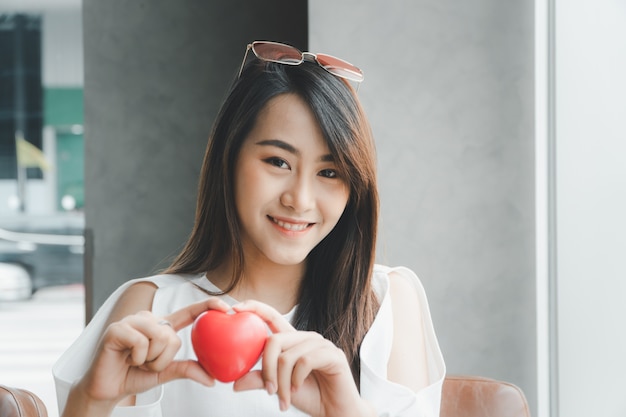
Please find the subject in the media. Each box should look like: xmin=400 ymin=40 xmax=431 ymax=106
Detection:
xmin=0 ymin=1 xmax=85 ymax=415
xmin=0 ymin=1 xmax=624 ymax=417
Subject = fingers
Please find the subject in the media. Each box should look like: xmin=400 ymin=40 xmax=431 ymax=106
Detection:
xmin=157 ymin=360 xmax=215 ymax=387
xmin=232 ymin=300 xmax=295 ymax=334
xmin=235 ymin=330 xmax=346 ymax=412
xmin=270 ymin=332 xmax=329 ymax=411
xmin=166 ymin=297 xmax=231 ymax=332
xmin=105 ymin=296 xmax=231 ymax=371
xmin=105 ymin=312 xmax=180 ymax=370
xmin=289 ymin=343 xmax=344 ymax=389
xmin=100 ymin=311 xmax=217 ymax=397
xmin=261 ymin=332 xmax=312 ymax=394
xmin=232 ymin=370 xmax=265 ymax=392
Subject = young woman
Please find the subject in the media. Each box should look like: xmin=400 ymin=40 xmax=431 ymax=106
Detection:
xmin=54 ymin=41 xmax=445 ymax=417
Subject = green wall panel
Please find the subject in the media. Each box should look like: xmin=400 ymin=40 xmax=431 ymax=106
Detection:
xmin=44 ymin=87 xmax=84 ymax=210
xmin=44 ymin=87 xmax=83 ymax=126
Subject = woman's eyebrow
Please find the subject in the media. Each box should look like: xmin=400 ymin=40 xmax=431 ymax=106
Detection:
xmin=256 ymin=139 xmax=299 ymax=155
xmin=255 ymin=139 xmax=334 ymax=162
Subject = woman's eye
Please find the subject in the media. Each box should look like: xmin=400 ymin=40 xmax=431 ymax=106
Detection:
xmin=264 ymin=157 xmax=289 ymax=169
xmin=319 ymin=169 xmax=338 ymax=179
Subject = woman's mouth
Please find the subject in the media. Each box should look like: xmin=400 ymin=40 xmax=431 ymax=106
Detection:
xmin=269 ymin=216 xmax=312 ymax=231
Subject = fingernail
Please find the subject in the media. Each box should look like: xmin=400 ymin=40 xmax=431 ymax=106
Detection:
xmin=279 ymin=399 xmax=288 ymax=411
xmin=265 ymin=381 xmax=276 ymax=395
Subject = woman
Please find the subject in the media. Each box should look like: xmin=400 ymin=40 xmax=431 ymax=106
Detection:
xmin=54 ymin=41 xmax=445 ymax=417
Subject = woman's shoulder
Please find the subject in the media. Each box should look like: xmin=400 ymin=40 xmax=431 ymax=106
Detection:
xmin=361 ymin=265 xmax=435 ymax=379
xmin=126 ymin=272 xmax=200 ymax=289
xmin=372 ymin=264 xmax=435 ymax=334
xmin=372 ymin=264 xmax=426 ymax=301
xmin=373 ymin=263 xmax=421 ymax=282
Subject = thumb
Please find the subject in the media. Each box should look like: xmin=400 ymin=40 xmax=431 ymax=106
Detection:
xmin=233 ymin=370 xmax=265 ymax=392
xmin=158 ymin=360 xmax=215 ymax=387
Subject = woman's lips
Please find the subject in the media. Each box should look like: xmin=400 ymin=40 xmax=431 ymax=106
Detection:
xmin=268 ymin=216 xmax=313 ymax=231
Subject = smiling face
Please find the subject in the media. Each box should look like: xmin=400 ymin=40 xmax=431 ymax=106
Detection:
xmin=234 ymin=93 xmax=350 ymax=269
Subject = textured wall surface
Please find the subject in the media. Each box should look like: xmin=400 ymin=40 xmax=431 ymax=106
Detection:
xmin=309 ymin=0 xmax=536 ymax=413
xmin=83 ymin=0 xmax=307 ymax=312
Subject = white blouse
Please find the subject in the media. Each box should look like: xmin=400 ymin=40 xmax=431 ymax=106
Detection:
xmin=53 ymin=265 xmax=445 ymax=416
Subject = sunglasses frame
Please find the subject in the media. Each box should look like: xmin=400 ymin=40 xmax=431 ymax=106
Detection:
xmin=237 ymin=41 xmax=364 ymax=85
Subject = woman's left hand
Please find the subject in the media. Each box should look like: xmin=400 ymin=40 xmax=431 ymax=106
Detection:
xmin=231 ymin=300 xmax=375 ymax=417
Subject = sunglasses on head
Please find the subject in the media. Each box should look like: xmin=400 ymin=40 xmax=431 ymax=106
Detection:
xmin=238 ymin=41 xmax=364 ymax=84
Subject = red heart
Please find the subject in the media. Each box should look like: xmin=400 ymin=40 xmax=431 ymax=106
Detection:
xmin=191 ymin=310 xmax=267 ymax=382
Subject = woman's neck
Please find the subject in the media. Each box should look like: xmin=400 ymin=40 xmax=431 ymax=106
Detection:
xmin=207 ymin=259 xmax=304 ymax=314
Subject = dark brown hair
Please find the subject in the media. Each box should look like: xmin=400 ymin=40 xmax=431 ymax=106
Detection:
xmin=165 ymin=57 xmax=379 ymax=382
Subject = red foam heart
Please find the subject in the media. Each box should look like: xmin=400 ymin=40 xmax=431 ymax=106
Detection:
xmin=191 ymin=310 xmax=267 ymax=382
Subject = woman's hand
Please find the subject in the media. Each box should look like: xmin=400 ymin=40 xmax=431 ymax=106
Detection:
xmin=231 ymin=300 xmax=376 ymax=417
xmin=63 ymin=297 xmax=231 ymax=417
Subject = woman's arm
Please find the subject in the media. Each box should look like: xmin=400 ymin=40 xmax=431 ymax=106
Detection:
xmin=387 ymin=270 xmax=430 ymax=393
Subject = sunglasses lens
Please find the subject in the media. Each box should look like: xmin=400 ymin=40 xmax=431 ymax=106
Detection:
xmin=244 ymin=42 xmax=364 ymax=84
xmin=252 ymin=42 xmax=302 ymax=65
xmin=316 ymin=53 xmax=364 ymax=82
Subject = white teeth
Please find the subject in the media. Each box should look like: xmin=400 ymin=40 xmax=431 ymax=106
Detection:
xmin=272 ymin=218 xmax=309 ymax=231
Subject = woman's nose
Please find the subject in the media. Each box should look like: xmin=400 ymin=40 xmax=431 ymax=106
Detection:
xmin=280 ymin=176 xmax=315 ymax=213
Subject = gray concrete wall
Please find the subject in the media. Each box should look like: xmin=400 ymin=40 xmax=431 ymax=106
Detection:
xmin=310 ymin=1 xmax=536 ymax=413
xmin=83 ymin=0 xmax=307 ymax=313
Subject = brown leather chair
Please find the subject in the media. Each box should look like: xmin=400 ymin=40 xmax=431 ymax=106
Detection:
xmin=0 ymin=385 xmax=48 ymax=417
xmin=441 ymin=375 xmax=531 ymax=417
xmin=0 ymin=376 xmax=530 ymax=417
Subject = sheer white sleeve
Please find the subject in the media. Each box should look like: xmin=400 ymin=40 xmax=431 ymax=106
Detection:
xmin=360 ymin=266 xmax=446 ymax=417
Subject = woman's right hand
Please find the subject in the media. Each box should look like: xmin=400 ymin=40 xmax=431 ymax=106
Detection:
xmin=62 ymin=297 xmax=231 ymax=417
